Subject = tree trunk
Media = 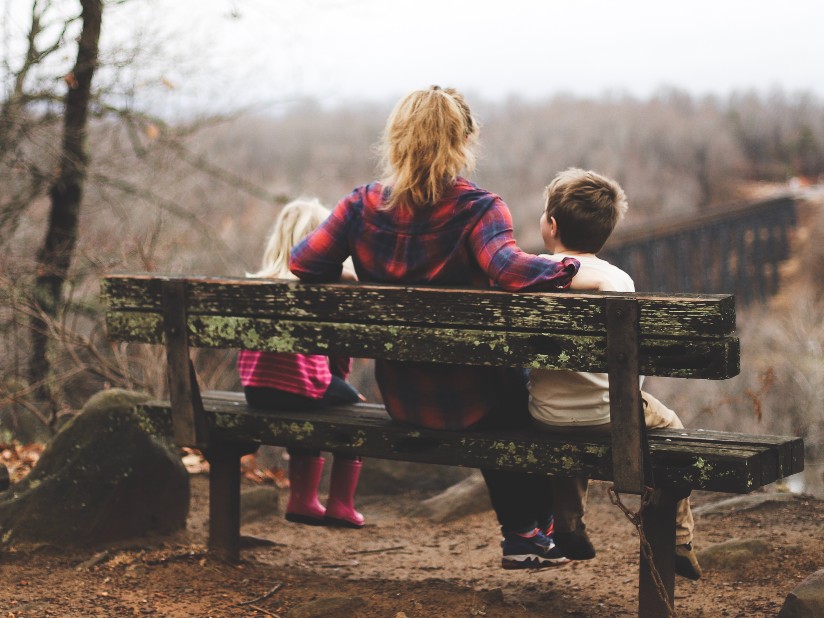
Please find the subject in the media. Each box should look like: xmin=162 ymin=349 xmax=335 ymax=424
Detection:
xmin=30 ymin=0 xmax=103 ymax=421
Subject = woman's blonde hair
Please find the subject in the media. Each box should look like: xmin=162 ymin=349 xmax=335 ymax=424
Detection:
xmin=250 ymin=198 xmax=331 ymax=279
xmin=379 ymin=86 xmax=479 ymax=211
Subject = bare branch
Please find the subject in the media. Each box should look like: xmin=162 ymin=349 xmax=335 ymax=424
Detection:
xmin=90 ymin=171 xmax=244 ymax=268
xmin=94 ymin=104 xmax=289 ymax=205
xmin=164 ymin=139 xmax=290 ymax=206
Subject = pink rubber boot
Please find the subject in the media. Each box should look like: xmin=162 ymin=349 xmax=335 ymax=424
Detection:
xmin=324 ymin=457 xmax=365 ymax=528
xmin=285 ymin=455 xmax=326 ymax=525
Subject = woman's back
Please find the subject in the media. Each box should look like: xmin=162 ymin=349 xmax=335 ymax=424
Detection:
xmin=292 ymin=178 xmax=577 ymax=294
xmin=298 ymin=178 xmax=499 ymax=287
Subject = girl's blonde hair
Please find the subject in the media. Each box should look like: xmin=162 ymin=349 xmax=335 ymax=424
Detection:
xmin=250 ymin=198 xmax=331 ymax=279
xmin=379 ymin=86 xmax=479 ymax=211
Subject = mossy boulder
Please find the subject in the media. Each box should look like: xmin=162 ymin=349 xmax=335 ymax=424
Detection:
xmin=0 ymin=389 xmax=189 ymax=547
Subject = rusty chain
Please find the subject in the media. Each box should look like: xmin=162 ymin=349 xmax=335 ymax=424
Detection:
xmin=608 ymin=485 xmax=675 ymax=618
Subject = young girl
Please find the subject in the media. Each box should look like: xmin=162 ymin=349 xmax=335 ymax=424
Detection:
xmin=237 ymin=198 xmax=365 ymax=528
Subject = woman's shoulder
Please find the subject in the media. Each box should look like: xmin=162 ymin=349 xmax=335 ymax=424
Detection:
xmin=452 ymin=177 xmax=506 ymax=209
xmin=342 ymin=182 xmax=389 ymax=209
xmin=454 ymin=176 xmax=497 ymax=197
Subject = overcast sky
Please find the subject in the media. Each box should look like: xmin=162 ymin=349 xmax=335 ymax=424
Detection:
xmin=5 ymin=0 xmax=823 ymax=112
xmin=161 ymin=0 xmax=824 ymax=110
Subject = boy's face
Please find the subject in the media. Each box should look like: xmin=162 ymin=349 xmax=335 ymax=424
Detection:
xmin=540 ymin=211 xmax=556 ymax=253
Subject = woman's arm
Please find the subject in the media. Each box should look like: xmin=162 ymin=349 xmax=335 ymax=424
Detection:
xmin=290 ymin=195 xmax=354 ymax=282
xmin=469 ymin=199 xmax=579 ymax=291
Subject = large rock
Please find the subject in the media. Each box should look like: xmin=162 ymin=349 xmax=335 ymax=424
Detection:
xmin=358 ymin=459 xmax=474 ymax=496
xmin=693 ymin=492 xmax=801 ymax=516
xmin=696 ymin=538 xmax=770 ymax=570
xmin=288 ymin=596 xmax=366 ymax=618
xmin=0 ymin=389 xmax=189 ymax=547
xmin=779 ymin=569 xmax=824 ymax=617
xmin=406 ymin=471 xmax=491 ymax=522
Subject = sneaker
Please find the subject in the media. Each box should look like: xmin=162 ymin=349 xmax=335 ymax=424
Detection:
xmin=554 ymin=527 xmax=596 ymax=560
xmin=501 ymin=529 xmax=570 ymax=570
xmin=540 ymin=517 xmax=555 ymax=537
xmin=675 ymin=542 xmax=702 ymax=580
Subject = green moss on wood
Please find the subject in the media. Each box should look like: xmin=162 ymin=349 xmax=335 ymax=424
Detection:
xmin=287 ymin=421 xmax=315 ymax=440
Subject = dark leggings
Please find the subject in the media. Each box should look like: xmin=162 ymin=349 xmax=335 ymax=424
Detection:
xmin=481 ymin=469 xmax=554 ymax=534
xmin=474 ymin=368 xmax=554 ymax=534
xmin=244 ymin=376 xmax=361 ymax=459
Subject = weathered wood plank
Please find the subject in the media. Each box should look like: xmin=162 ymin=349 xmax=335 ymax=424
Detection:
xmin=101 ymin=275 xmax=737 ymax=337
xmin=106 ymin=312 xmax=740 ymax=379
xmin=652 ymin=428 xmax=803 ymax=482
xmin=133 ymin=395 xmax=803 ymax=494
xmin=647 ymin=443 xmax=766 ymax=491
xmin=160 ymin=281 xmax=209 ymax=447
xmin=639 ymin=490 xmax=677 ymax=618
xmin=606 ymin=297 xmax=648 ymax=494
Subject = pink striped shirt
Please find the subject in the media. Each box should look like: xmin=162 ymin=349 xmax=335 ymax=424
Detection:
xmin=237 ymin=351 xmax=350 ymax=399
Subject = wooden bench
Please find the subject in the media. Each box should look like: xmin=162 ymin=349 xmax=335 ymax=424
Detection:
xmin=101 ymin=274 xmax=804 ymax=618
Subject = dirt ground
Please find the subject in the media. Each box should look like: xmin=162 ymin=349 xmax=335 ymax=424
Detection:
xmin=1 ymin=474 xmax=822 ymax=618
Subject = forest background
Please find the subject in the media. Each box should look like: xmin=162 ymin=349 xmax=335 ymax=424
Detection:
xmin=1 ymin=0 xmax=823 ymax=497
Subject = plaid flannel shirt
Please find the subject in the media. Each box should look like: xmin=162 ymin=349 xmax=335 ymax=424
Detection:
xmin=290 ymin=178 xmax=579 ymax=430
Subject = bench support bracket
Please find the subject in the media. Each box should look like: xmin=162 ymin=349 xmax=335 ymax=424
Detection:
xmin=161 ymin=280 xmax=208 ymax=448
xmin=606 ymin=298 xmax=649 ymax=494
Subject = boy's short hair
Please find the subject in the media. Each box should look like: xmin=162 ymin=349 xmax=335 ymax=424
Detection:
xmin=544 ymin=168 xmax=628 ymax=254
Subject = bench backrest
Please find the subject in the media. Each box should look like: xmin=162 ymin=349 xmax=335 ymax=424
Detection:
xmin=102 ymin=274 xmax=739 ymax=494
xmin=102 ymin=275 xmax=738 ymax=378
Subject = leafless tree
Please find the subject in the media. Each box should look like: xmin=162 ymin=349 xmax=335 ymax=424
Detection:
xmin=29 ymin=0 xmax=102 ymax=417
xmin=1 ymin=0 xmax=287 ymax=428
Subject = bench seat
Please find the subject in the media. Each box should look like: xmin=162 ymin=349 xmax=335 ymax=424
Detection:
xmin=138 ymin=391 xmax=803 ymax=495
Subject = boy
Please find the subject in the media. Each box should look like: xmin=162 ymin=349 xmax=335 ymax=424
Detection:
xmin=530 ymin=168 xmax=702 ymax=580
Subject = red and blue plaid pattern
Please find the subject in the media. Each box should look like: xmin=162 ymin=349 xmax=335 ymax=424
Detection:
xmin=290 ymin=178 xmax=579 ymax=429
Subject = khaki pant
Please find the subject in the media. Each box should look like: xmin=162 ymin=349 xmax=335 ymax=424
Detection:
xmin=543 ymin=391 xmax=695 ymax=544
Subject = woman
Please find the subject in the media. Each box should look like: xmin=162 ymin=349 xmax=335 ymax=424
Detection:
xmin=291 ymin=86 xmax=592 ymax=568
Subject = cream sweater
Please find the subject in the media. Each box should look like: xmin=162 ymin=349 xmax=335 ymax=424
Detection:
xmin=528 ymin=253 xmax=641 ymax=427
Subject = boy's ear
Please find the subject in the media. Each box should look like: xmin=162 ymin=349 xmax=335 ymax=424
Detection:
xmin=549 ymin=216 xmax=558 ymax=236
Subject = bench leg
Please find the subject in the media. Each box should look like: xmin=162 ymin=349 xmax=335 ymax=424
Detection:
xmin=207 ymin=445 xmax=246 ymax=562
xmin=638 ymin=489 xmax=678 ymax=618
